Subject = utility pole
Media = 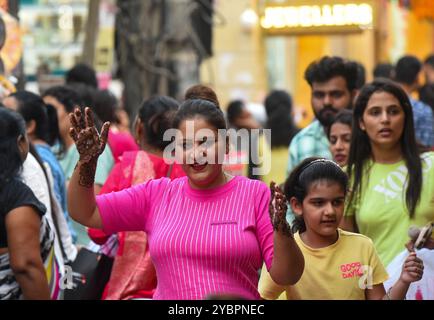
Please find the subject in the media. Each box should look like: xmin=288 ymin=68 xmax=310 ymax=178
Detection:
xmin=82 ymin=0 xmax=100 ymax=66
xmin=115 ymin=0 xmax=169 ymax=120
xmin=115 ymin=0 xmax=212 ymax=121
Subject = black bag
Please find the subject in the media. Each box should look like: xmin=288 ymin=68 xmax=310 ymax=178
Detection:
xmin=63 ymin=248 xmax=114 ymax=300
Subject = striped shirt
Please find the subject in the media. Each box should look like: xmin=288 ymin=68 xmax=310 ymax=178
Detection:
xmin=0 ymin=179 xmax=58 ymax=300
xmin=97 ymin=176 xmax=274 ymax=300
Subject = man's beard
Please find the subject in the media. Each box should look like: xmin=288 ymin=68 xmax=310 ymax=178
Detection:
xmin=314 ymin=103 xmax=352 ymax=128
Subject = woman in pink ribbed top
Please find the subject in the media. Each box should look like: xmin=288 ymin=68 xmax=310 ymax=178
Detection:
xmin=67 ymin=98 xmax=304 ymax=300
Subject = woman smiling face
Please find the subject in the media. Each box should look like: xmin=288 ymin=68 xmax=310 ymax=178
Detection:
xmin=176 ymin=116 xmax=228 ymax=190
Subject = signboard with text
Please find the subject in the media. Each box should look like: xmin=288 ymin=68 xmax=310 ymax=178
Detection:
xmin=260 ymin=0 xmax=376 ymax=35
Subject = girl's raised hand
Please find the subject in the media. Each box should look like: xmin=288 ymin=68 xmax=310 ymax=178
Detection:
xmin=69 ymin=107 xmax=110 ymax=163
xmin=269 ymin=182 xmax=292 ymax=237
xmin=399 ymin=252 xmax=424 ymax=284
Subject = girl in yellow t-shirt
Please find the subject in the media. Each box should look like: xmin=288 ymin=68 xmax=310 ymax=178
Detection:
xmin=259 ymin=157 xmax=424 ymax=300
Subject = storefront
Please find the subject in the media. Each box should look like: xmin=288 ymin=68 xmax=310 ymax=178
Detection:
xmin=18 ymin=0 xmax=115 ymax=91
xmin=19 ymin=0 xmax=88 ymax=79
xmin=259 ymin=0 xmax=378 ymax=126
xmin=202 ymin=0 xmax=434 ymax=127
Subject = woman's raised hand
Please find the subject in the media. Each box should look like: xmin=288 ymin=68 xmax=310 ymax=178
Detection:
xmin=269 ymin=182 xmax=292 ymax=237
xmin=69 ymin=107 xmax=110 ymax=163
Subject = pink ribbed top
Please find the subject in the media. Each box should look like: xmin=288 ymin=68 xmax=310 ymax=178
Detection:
xmin=96 ymin=175 xmax=274 ymax=300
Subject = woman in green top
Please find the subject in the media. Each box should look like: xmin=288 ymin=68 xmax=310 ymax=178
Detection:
xmin=342 ymin=79 xmax=434 ymax=267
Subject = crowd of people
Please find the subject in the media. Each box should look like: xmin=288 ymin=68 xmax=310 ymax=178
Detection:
xmin=0 ymin=53 xmax=433 ymax=300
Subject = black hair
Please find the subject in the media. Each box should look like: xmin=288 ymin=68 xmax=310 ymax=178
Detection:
xmin=395 ymin=55 xmax=422 ymax=86
xmin=424 ymin=54 xmax=434 ymax=68
xmin=350 ymin=61 xmax=366 ymax=90
xmin=347 ymin=79 xmax=422 ymax=218
xmin=304 ymin=56 xmax=358 ymax=92
xmin=138 ymin=96 xmax=179 ymax=150
xmin=373 ymin=63 xmax=395 ymax=79
xmin=264 ymin=90 xmax=299 ymax=148
xmin=42 ymin=85 xmax=84 ymax=113
xmin=284 ymin=157 xmax=348 ymax=234
xmin=65 ymin=63 xmax=98 ymax=89
xmin=264 ymin=90 xmax=292 ymax=116
xmin=226 ymin=100 xmax=244 ymax=127
xmin=0 ymin=107 xmax=27 ymax=187
xmin=173 ymin=99 xmax=227 ymax=131
xmin=326 ymin=109 xmax=353 ymax=139
xmin=93 ymin=89 xmax=119 ymax=124
xmin=419 ymin=84 xmax=434 ymax=113
xmin=9 ymin=91 xmax=61 ymax=146
xmin=66 ymin=82 xmax=97 ymax=110
xmin=42 ymin=86 xmax=105 ymax=157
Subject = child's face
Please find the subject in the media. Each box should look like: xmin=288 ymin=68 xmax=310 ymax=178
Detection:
xmin=292 ymin=180 xmax=345 ymax=238
xmin=176 ymin=117 xmax=227 ymax=189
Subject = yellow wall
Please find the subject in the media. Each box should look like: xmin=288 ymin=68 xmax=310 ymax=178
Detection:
xmin=289 ymin=29 xmax=376 ymax=127
xmin=201 ymin=1 xmax=434 ymax=126
xmin=385 ymin=1 xmax=434 ymax=63
xmin=405 ymin=9 xmax=434 ymax=61
xmin=199 ymin=0 xmax=267 ymax=110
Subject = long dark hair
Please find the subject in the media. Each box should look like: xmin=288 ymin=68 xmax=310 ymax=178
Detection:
xmin=0 ymin=108 xmax=27 ymax=187
xmin=42 ymin=86 xmax=84 ymax=113
xmin=226 ymin=100 xmax=244 ymax=127
xmin=9 ymin=91 xmax=61 ymax=146
xmin=138 ymin=96 xmax=179 ymax=150
xmin=346 ymin=79 xmax=422 ymax=218
xmin=284 ymin=157 xmax=348 ymax=234
xmin=93 ymin=89 xmax=119 ymax=123
xmin=264 ymin=90 xmax=299 ymax=148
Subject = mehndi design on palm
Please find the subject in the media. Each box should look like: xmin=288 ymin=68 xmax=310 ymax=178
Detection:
xmin=69 ymin=107 xmax=110 ymax=187
xmin=69 ymin=107 xmax=110 ymax=163
xmin=269 ymin=182 xmax=292 ymax=237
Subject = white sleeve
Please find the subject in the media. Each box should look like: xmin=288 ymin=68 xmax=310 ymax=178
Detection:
xmin=22 ymin=153 xmax=52 ymax=216
xmin=44 ymin=162 xmax=78 ymax=263
xmin=21 ymin=153 xmax=77 ymax=274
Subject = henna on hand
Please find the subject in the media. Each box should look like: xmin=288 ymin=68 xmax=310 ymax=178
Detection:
xmin=269 ymin=182 xmax=293 ymax=238
xmin=69 ymin=107 xmax=110 ymax=188
xmin=76 ymin=158 xmax=97 ymax=188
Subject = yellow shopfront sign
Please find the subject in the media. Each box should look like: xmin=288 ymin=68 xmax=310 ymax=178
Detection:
xmin=260 ymin=2 xmax=374 ymax=35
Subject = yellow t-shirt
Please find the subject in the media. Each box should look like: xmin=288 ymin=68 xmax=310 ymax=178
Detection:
xmin=254 ymin=132 xmax=289 ymax=187
xmin=258 ymin=229 xmax=389 ymax=300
